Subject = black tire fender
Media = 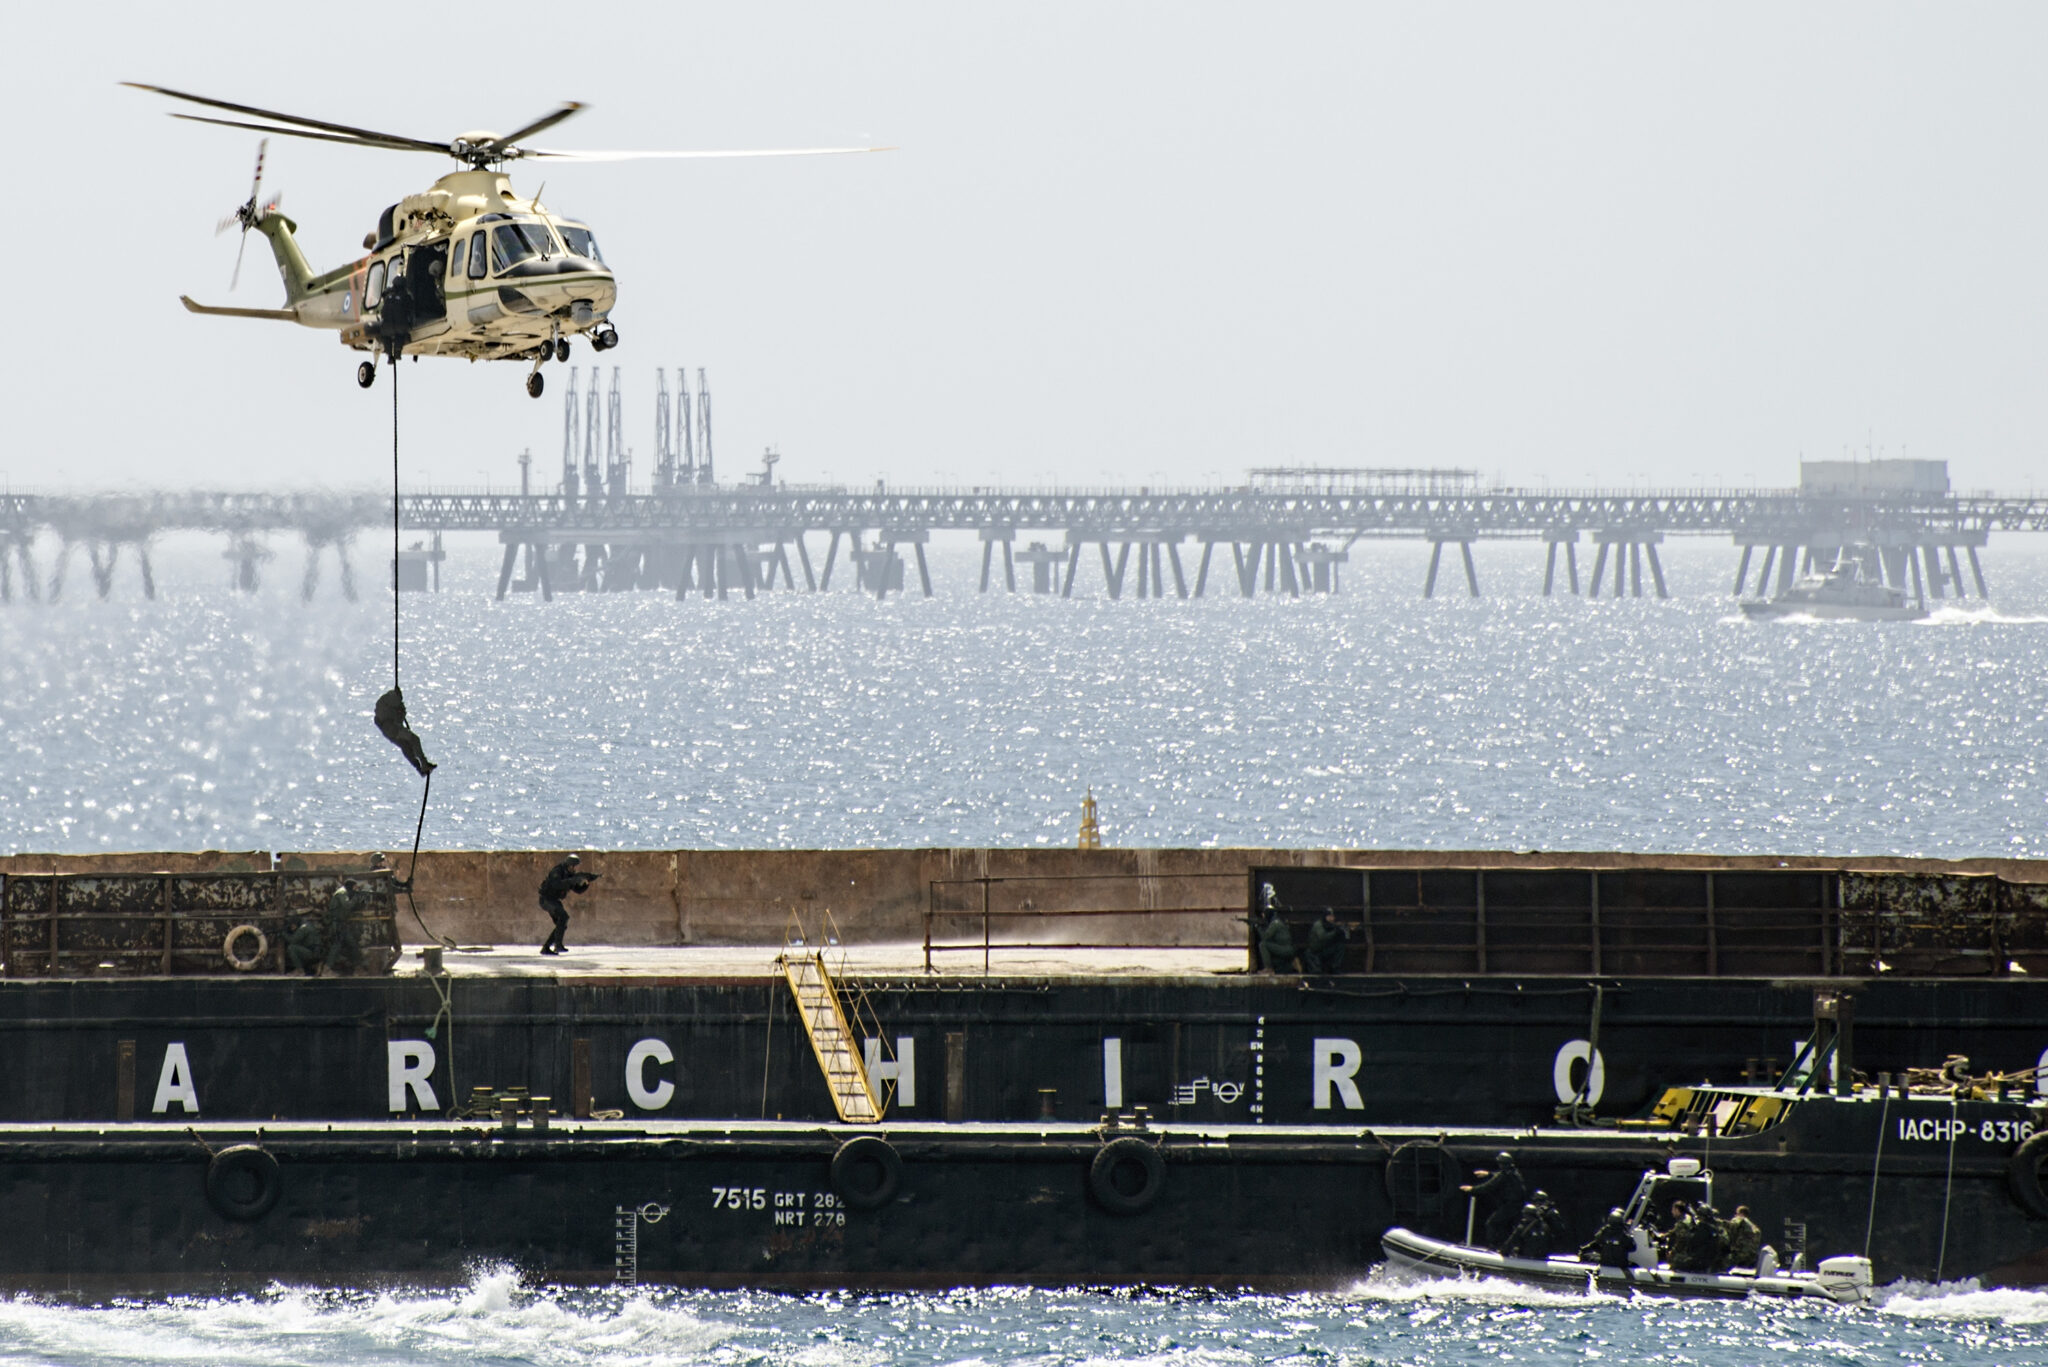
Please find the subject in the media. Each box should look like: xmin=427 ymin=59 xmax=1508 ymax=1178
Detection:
xmin=205 ymin=1144 xmax=281 ymax=1221
xmin=2009 ymin=1132 xmax=2048 ymax=1219
xmin=830 ymin=1135 xmax=902 ymax=1211
xmin=1089 ymin=1136 xmax=1166 ymax=1215
xmin=222 ymin=924 xmax=268 ymax=972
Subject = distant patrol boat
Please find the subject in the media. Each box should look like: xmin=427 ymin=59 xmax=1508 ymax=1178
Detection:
xmin=1741 ymin=555 xmax=1925 ymax=621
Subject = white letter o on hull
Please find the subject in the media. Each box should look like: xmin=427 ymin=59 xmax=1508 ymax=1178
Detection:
xmin=1553 ymin=1039 xmax=1605 ymax=1106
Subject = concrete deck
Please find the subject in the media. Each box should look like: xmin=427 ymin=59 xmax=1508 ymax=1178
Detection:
xmin=409 ymin=942 xmax=1251 ymax=980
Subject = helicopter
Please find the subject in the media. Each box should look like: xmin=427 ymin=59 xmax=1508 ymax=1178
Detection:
xmin=128 ymin=83 xmax=882 ymax=397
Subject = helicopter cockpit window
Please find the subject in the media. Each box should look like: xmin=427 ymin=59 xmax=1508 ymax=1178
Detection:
xmin=365 ymin=260 xmax=386 ymax=309
xmin=489 ymin=222 xmax=554 ymax=274
xmin=467 ymin=233 xmax=488 ymax=280
xmin=448 ymin=238 xmax=466 ymax=280
xmin=557 ymin=225 xmax=603 ymax=264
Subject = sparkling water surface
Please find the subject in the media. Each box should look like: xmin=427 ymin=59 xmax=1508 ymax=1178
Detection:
xmin=2 ymin=1270 xmax=2046 ymax=1367
xmin=2 ymin=535 xmax=2045 ymax=857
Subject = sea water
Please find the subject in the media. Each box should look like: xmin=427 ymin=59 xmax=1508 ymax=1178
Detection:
xmin=2 ymin=1269 xmax=2046 ymax=1366
xmin=2 ymin=535 xmax=2046 ymax=857
xmin=5 ymin=533 xmax=2048 ymax=1361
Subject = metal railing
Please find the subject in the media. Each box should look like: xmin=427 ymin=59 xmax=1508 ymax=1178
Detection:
xmin=923 ymin=873 xmax=1248 ymax=973
xmin=13 ymin=485 xmax=2048 ymax=539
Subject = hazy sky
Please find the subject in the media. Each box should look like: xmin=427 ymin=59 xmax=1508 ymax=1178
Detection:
xmin=10 ymin=4 xmax=2046 ymax=493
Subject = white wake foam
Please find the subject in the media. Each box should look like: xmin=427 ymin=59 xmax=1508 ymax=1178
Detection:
xmin=0 ymin=1267 xmax=735 ymax=1367
xmin=1340 ymin=1262 xmax=1618 ymax=1308
xmin=1875 ymin=1278 xmax=2048 ymax=1325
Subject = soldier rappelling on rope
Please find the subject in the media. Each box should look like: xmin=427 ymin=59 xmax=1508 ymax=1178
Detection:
xmin=375 ymin=686 xmax=436 ymax=777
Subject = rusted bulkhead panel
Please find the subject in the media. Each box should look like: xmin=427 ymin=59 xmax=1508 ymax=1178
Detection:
xmin=1256 ymin=864 xmax=2048 ymax=977
xmin=0 ymin=870 xmax=399 ymax=978
xmin=1838 ymin=872 xmax=2048 ymax=974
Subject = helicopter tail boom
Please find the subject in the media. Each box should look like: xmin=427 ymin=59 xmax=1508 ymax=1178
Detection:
xmin=252 ymin=211 xmax=316 ymax=304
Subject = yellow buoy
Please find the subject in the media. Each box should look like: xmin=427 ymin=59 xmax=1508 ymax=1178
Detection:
xmin=1078 ymin=789 xmax=1102 ymax=850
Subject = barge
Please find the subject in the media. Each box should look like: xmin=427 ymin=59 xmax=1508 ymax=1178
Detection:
xmin=3 ymin=849 xmax=2048 ymax=1290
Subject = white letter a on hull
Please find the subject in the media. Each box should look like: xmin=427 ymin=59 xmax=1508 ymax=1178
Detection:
xmin=152 ymin=1042 xmax=199 ymax=1114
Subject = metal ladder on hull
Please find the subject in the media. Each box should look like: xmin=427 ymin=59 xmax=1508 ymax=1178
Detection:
xmin=780 ymin=920 xmax=883 ymax=1124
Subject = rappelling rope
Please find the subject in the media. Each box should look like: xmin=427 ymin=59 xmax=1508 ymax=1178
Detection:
xmin=1862 ymin=1087 xmax=1890 ymax=1260
xmin=424 ymin=965 xmax=456 ymax=1114
xmin=402 ymin=773 xmax=450 ymax=948
xmin=1936 ymin=1089 xmax=1959 ymax=1282
xmin=388 ymin=354 xmax=452 ymax=951
xmin=392 ymin=357 xmax=401 ymax=691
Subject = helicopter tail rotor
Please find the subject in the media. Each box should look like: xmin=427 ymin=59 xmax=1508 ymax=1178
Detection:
xmin=218 ymin=138 xmax=269 ymax=291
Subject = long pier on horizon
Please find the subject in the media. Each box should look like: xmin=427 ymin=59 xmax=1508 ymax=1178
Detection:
xmin=5 ymin=464 xmax=2044 ymax=606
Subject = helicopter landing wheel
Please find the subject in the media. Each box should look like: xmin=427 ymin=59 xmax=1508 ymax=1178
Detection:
xmin=357 ymin=361 xmax=376 ymax=389
xmin=526 ymin=371 xmax=545 ymax=399
xmin=555 ymin=338 xmax=570 ymax=363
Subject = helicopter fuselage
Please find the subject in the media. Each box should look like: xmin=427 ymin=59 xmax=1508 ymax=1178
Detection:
xmin=192 ymin=170 xmax=617 ymax=368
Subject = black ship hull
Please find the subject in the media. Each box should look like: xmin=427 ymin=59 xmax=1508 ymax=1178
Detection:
xmin=4 ymin=1091 xmax=2043 ymax=1295
xmin=3 ymin=972 xmax=2045 ymax=1129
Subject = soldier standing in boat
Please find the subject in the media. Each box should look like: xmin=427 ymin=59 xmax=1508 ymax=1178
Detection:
xmin=1657 ymin=1197 xmax=1691 ymax=1258
xmin=1668 ymin=1203 xmax=1729 ymax=1272
xmin=1724 ymin=1205 xmax=1762 ymax=1269
xmin=1505 ymin=1191 xmax=1568 ymax=1259
xmin=1461 ymin=1151 xmax=1527 ymax=1250
xmin=1579 ymin=1207 xmax=1636 ymax=1268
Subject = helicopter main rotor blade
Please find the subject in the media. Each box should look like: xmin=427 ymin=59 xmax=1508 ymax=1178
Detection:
xmin=170 ymin=112 xmax=445 ymax=154
xmin=126 ymin=83 xmax=450 ymax=153
xmin=479 ymin=103 xmax=585 ymax=153
xmin=524 ymin=144 xmax=894 ymax=162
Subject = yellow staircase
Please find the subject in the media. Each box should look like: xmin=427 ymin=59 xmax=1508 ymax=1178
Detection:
xmin=779 ymin=915 xmax=883 ymax=1124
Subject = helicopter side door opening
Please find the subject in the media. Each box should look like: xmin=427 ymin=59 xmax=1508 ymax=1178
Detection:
xmin=407 ymin=243 xmax=449 ymax=327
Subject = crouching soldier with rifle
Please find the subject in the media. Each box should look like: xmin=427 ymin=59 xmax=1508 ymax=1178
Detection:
xmin=538 ymin=853 xmax=599 ymax=956
xmin=284 ymin=913 xmax=325 ymax=976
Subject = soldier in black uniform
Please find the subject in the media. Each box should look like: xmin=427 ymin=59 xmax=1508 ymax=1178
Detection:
xmin=538 ymin=853 xmax=598 ymax=956
xmin=1461 ymin=1152 xmax=1527 ymax=1250
xmin=1578 ymin=1207 xmax=1636 ymax=1268
xmin=1505 ymin=1190 xmax=1568 ymax=1259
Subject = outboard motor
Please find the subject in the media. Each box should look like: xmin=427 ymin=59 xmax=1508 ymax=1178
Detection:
xmin=1815 ymin=1255 xmax=1875 ymax=1303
